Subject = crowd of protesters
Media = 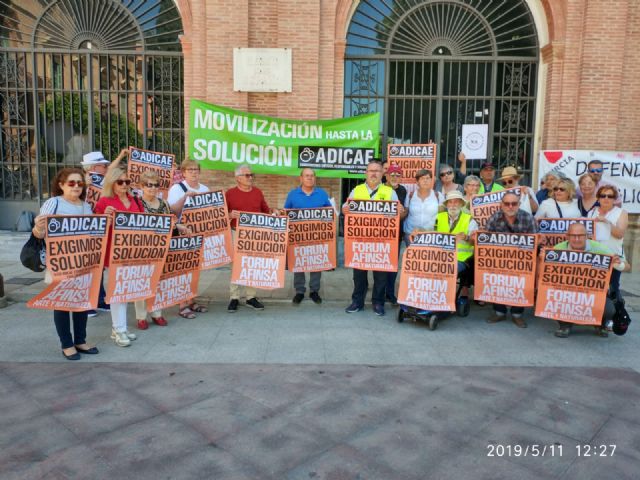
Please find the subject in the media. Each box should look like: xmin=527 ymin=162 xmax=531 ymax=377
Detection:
xmin=31 ymin=150 xmax=631 ymax=359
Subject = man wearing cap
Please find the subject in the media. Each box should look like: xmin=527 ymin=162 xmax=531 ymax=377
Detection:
xmin=551 ymin=222 xmax=626 ymax=338
xmin=384 ymin=163 xmax=408 ymax=305
xmin=485 ymin=191 xmax=538 ymax=327
xmin=342 ymin=160 xmax=402 ymax=316
xmin=434 ymin=191 xmax=477 ymax=308
xmin=499 ymin=166 xmax=538 ymax=214
xmin=478 ymin=162 xmax=504 ymax=194
xmin=284 ymin=168 xmax=332 ymax=305
xmin=80 ymin=149 xmax=128 ymax=315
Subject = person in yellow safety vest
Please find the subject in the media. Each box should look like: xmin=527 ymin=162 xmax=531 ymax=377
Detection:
xmin=434 ymin=190 xmax=478 ymax=312
xmin=478 ymin=162 xmax=505 ymax=194
xmin=342 ymin=160 xmax=404 ymax=317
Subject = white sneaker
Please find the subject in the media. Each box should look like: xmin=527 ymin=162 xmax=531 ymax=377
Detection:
xmin=125 ymin=331 xmax=137 ymax=341
xmin=111 ymin=329 xmax=131 ymax=347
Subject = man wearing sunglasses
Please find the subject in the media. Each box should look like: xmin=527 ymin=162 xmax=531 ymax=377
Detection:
xmin=485 ymin=191 xmax=538 ymax=328
xmin=226 ymin=164 xmax=279 ymax=312
xmin=498 ymin=166 xmax=538 ymax=214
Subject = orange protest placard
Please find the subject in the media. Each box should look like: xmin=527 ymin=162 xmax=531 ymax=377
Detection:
xmin=85 ymin=173 xmax=103 ymax=212
xmin=106 ymin=212 xmax=173 ymax=303
xmin=286 ymin=207 xmax=336 ymax=272
xmin=470 ymin=187 xmax=522 ymax=229
xmin=27 ymin=215 xmax=109 ymax=312
xmin=397 ymin=232 xmax=457 ymax=311
xmin=344 ymin=200 xmax=400 ymax=272
xmin=148 ymin=235 xmax=203 ymax=311
xmin=231 ymin=212 xmax=288 ymax=290
xmin=535 ymin=249 xmax=613 ymax=325
xmin=128 ymin=146 xmax=175 ymax=199
xmin=180 ymin=190 xmax=232 ymax=270
xmin=387 ymin=144 xmax=437 ymax=187
xmin=537 ymin=218 xmax=594 ymax=249
xmin=474 ymin=231 xmax=538 ymax=307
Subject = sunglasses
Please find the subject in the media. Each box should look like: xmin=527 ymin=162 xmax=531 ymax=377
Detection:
xmin=239 ymin=173 xmax=254 ymax=178
xmin=503 ymin=179 xmax=517 ymax=185
xmin=589 ymin=168 xmax=604 ymax=173
xmin=65 ymin=180 xmax=85 ymax=187
xmin=144 ymin=183 xmax=160 ymax=188
xmin=439 ymin=171 xmax=453 ymax=177
xmin=502 ymin=201 xmax=519 ymax=207
xmin=116 ymin=179 xmax=132 ymax=186
xmin=598 ymin=194 xmax=616 ymax=199
xmin=553 ymin=187 xmax=566 ymax=192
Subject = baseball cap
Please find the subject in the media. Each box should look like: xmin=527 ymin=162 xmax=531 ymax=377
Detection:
xmin=480 ymin=162 xmax=495 ymax=170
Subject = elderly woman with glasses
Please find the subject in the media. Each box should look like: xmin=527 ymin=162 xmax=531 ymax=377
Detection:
xmin=588 ymin=185 xmax=629 ymax=296
xmin=94 ymin=168 xmax=144 ymax=347
xmin=132 ymin=170 xmax=190 ymax=329
xmin=535 ymin=178 xmax=581 ymax=219
xmin=498 ymin=166 xmax=538 ymax=214
xmin=167 ymin=160 xmax=210 ymax=318
xmin=31 ymin=168 xmax=98 ymax=360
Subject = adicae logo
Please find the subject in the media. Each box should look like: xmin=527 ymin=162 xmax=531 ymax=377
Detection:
xmin=477 ymin=233 xmax=490 ymax=243
xmin=130 ymin=149 xmax=140 ymax=160
xmin=539 ymin=220 xmax=550 ymax=231
xmin=240 ymin=213 xmax=250 ymax=224
xmin=287 ymin=211 xmax=296 ymax=220
xmin=299 ymin=148 xmax=315 ymax=163
xmin=48 ymin=218 xmax=61 ymax=233
xmin=390 ymin=146 xmax=400 ymax=156
xmin=546 ymin=251 xmax=559 ymax=261
xmin=348 ymin=201 xmax=358 ymax=211
xmin=115 ymin=214 xmax=128 ymax=226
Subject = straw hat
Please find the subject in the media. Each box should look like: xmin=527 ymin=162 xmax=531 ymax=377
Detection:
xmin=499 ymin=166 xmax=521 ymax=180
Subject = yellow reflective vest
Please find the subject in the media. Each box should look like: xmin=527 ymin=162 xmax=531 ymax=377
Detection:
xmin=435 ymin=211 xmax=474 ymax=262
xmin=352 ymin=183 xmax=394 ymax=200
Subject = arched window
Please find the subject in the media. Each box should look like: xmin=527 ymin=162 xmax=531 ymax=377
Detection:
xmin=344 ymin=0 xmax=539 ymax=178
xmin=0 ymin=0 xmax=184 ymax=209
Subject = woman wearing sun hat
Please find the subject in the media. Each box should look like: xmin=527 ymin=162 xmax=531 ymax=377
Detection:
xmin=499 ymin=166 xmax=538 ymax=214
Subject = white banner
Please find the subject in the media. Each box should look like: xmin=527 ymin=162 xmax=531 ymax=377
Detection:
xmin=461 ymin=124 xmax=488 ymax=160
xmin=538 ymin=150 xmax=640 ymax=213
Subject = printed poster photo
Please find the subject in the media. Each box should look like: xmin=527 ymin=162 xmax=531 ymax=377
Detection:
xmin=180 ymin=189 xmax=232 ymax=270
xmin=537 ymin=218 xmax=594 ymax=249
xmin=286 ymin=207 xmax=336 ymax=272
xmin=106 ymin=212 xmax=173 ymax=304
xmin=231 ymin=212 xmax=288 ymax=290
xmin=28 ymin=215 xmax=109 ymax=312
xmin=128 ymin=146 xmax=175 ymax=199
xmin=474 ymin=232 xmax=538 ymax=307
xmin=535 ymin=249 xmax=613 ymax=325
xmin=397 ymin=232 xmax=457 ymax=311
xmin=344 ymin=199 xmax=400 ymax=272
xmin=470 ymin=187 xmax=522 ymax=229
xmin=148 ymin=235 xmax=204 ymax=311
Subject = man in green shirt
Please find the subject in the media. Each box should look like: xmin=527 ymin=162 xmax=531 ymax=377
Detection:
xmin=552 ymin=223 xmax=625 ymax=338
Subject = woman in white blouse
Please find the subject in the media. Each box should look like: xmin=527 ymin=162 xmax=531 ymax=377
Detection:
xmin=402 ymin=169 xmax=443 ymax=244
xmin=535 ymin=178 xmax=581 ymax=219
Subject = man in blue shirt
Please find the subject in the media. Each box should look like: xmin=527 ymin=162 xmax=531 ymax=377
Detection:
xmin=284 ymin=168 xmax=332 ymax=304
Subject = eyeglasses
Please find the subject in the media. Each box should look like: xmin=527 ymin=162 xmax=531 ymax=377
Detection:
xmin=144 ymin=183 xmax=160 ymax=188
xmin=116 ymin=179 xmax=132 ymax=186
xmin=502 ymin=201 xmax=519 ymax=207
xmin=598 ymin=194 xmax=616 ymax=199
xmin=185 ymin=168 xmax=200 ymax=172
xmin=65 ymin=180 xmax=85 ymax=187
xmin=238 ymin=173 xmax=254 ymax=178
xmin=589 ymin=168 xmax=604 ymax=173
xmin=439 ymin=171 xmax=453 ymax=177
xmin=553 ymin=187 xmax=566 ymax=192
xmin=567 ymin=234 xmax=587 ymax=238
xmin=389 ymin=173 xmax=402 ymax=177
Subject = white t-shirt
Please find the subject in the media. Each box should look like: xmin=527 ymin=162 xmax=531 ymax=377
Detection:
xmin=535 ymin=198 xmax=581 ymax=219
xmin=403 ymin=190 xmax=442 ymax=233
xmin=167 ymin=182 xmax=209 ymax=208
xmin=588 ymin=206 xmax=624 ymax=255
xmin=518 ymin=187 xmax=539 ymax=215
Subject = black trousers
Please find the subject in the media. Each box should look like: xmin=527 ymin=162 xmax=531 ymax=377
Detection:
xmin=53 ymin=310 xmax=88 ymax=349
xmin=352 ymin=269 xmax=387 ymax=307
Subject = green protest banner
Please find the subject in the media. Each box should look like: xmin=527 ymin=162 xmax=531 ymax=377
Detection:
xmin=189 ymin=99 xmax=380 ymax=178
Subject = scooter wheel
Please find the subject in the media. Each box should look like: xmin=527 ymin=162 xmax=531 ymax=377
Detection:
xmin=397 ymin=309 xmax=405 ymax=323
xmin=428 ymin=314 xmax=438 ymax=331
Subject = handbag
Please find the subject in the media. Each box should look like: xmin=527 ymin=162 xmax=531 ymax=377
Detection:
xmin=20 ymin=198 xmax=58 ymax=273
xmin=20 ymin=233 xmax=46 ymax=272
xmin=612 ymin=296 xmax=631 ymax=336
